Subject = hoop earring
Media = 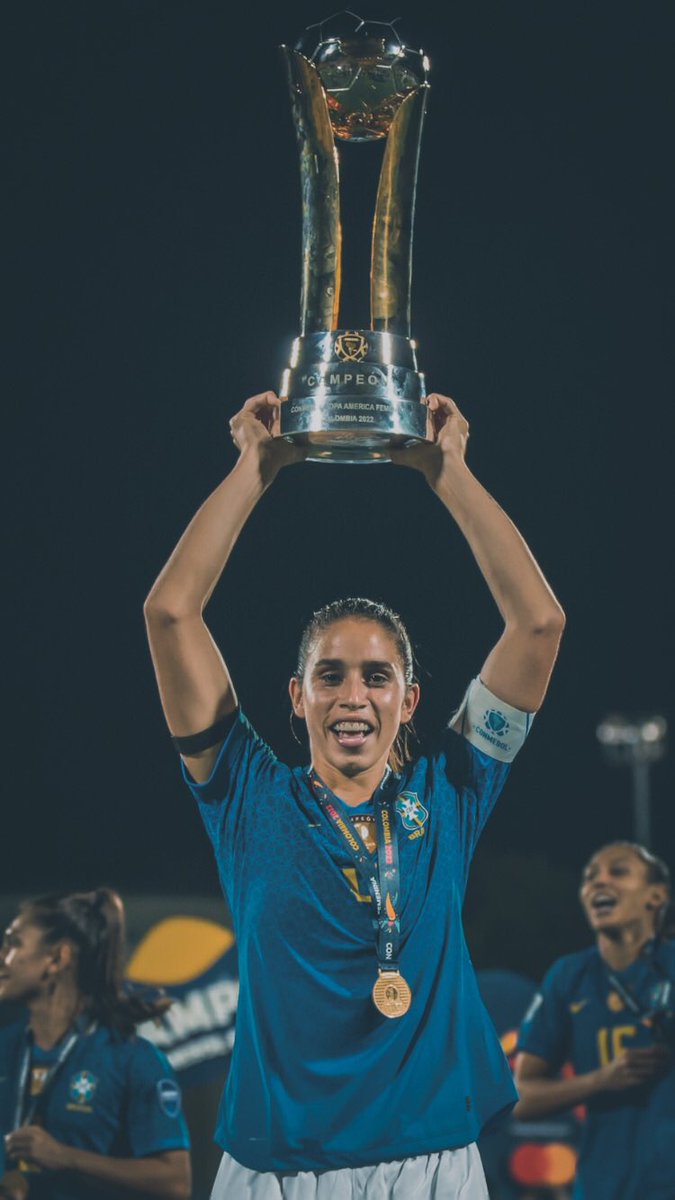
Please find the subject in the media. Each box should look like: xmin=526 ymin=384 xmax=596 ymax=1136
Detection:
xmin=289 ymin=709 xmax=305 ymax=747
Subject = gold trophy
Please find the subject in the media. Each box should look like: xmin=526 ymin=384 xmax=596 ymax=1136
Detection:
xmin=278 ymin=13 xmax=430 ymax=462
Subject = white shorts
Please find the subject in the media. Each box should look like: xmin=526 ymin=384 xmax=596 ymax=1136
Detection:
xmin=210 ymin=1145 xmax=488 ymax=1199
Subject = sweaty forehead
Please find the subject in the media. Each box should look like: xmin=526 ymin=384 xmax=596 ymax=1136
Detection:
xmin=308 ymin=618 xmax=400 ymax=665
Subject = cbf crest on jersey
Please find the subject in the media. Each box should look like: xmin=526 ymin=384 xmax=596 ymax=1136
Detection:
xmin=68 ymin=1070 xmax=97 ymax=1110
xmin=395 ymin=792 xmax=429 ymax=837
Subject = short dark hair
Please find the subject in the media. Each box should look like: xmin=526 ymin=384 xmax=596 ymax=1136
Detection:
xmin=294 ymin=597 xmax=417 ymax=772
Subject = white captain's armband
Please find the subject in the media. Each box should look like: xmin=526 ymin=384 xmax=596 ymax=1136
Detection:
xmin=449 ymin=676 xmax=534 ymax=762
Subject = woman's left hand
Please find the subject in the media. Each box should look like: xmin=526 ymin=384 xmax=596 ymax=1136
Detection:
xmin=389 ymin=394 xmax=469 ymax=486
xmin=5 ymin=1127 xmax=71 ymax=1172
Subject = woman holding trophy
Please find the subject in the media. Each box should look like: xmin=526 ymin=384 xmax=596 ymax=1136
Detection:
xmin=144 ymin=389 xmax=565 ymax=1198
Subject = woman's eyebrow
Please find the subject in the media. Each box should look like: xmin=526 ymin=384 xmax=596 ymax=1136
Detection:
xmin=312 ymin=659 xmax=395 ymax=670
xmin=586 ymin=857 xmax=631 ymax=873
xmin=312 ymin=662 xmax=393 ymax=672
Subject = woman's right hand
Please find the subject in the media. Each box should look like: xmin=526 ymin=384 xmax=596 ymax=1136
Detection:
xmin=229 ymin=392 xmax=306 ymax=481
xmin=595 ymin=1044 xmax=672 ymax=1092
xmin=0 ymin=1169 xmax=29 ymax=1200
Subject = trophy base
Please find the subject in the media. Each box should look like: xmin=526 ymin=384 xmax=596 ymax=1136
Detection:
xmin=278 ymin=330 xmax=428 ymax=464
xmin=280 ymin=429 xmax=423 ymax=465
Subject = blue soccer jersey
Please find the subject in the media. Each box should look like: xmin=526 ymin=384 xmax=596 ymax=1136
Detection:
xmin=183 ymin=677 xmax=533 ymax=1172
xmin=0 ymin=1021 xmax=190 ymax=1200
xmin=517 ymin=942 xmax=675 ymax=1200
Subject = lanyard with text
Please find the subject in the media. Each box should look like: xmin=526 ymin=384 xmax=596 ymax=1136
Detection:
xmin=309 ymin=768 xmax=412 ymax=1018
xmin=12 ymin=1019 xmax=95 ymax=1131
xmin=607 ymin=943 xmax=673 ymax=1030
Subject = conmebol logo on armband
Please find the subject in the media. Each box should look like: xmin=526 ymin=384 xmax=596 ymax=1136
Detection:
xmin=476 ymin=709 xmax=511 ymax=753
xmin=127 ymin=916 xmax=239 ymax=1087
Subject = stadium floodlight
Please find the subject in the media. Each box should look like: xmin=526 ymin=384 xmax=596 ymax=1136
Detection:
xmin=596 ymin=714 xmax=668 ymax=848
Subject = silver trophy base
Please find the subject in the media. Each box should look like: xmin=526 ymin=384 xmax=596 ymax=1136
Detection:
xmin=278 ymin=330 xmax=428 ymax=463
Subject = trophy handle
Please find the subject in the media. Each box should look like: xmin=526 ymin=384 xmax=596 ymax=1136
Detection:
xmin=280 ymin=47 xmax=342 ymax=335
xmin=371 ymin=85 xmax=429 ymax=336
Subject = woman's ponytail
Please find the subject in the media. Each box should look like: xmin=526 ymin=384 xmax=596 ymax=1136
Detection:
xmin=22 ymin=889 xmax=171 ymax=1037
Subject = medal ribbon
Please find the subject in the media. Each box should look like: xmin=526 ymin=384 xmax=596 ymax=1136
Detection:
xmin=309 ymin=769 xmax=402 ymax=971
xmin=606 ymin=942 xmax=673 ymax=1020
xmin=12 ymin=1018 xmax=96 ymax=1131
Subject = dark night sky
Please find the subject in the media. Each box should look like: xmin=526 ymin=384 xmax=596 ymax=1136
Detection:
xmin=6 ymin=1 xmax=674 ymax=930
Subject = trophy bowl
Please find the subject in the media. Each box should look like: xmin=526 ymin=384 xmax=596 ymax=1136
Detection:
xmin=299 ymin=13 xmax=428 ymax=142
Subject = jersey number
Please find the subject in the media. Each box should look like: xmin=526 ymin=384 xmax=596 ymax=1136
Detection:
xmin=597 ymin=1024 xmax=637 ymax=1066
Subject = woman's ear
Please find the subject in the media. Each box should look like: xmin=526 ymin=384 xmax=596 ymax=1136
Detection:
xmin=400 ymin=683 xmax=421 ymax=724
xmin=647 ymin=885 xmax=668 ymax=914
xmin=289 ymin=676 xmax=305 ymax=718
xmin=46 ymin=941 xmax=75 ymax=979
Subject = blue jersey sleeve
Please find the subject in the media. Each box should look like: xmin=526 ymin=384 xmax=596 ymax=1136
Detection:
xmin=181 ymin=708 xmax=288 ymax=868
xmin=441 ymin=734 xmax=510 ymax=864
xmin=437 ymin=677 xmax=535 ymax=864
xmin=124 ymin=1038 xmax=190 ymax=1157
xmin=516 ymin=959 xmax=572 ymax=1071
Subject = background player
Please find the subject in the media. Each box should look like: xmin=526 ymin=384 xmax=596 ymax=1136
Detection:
xmin=144 ymin=390 xmax=565 ymax=1198
xmin=0 ymin=888 xmax=191 ymax=1200
xmin=515 ymin=841 xmax=675 ymax=1200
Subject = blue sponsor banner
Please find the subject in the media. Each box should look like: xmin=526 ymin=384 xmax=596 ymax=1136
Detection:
xmin=127 ymin=917 xmax=239 ymax=1088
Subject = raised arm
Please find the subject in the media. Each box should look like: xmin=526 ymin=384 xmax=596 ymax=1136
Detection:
xmin=392 ymin=394 xmax=565 ymax=711
xmin=143 ymin=392 xmax=303 ymax=781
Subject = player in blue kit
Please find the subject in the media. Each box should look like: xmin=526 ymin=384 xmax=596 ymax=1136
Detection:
xmin=515 ymin=841 xmax=675 ymax=1200
xmin=0 ymin=888 xmax=191 ymax=1200
xmin=144 ymin=389 xmax=565 ymax=1198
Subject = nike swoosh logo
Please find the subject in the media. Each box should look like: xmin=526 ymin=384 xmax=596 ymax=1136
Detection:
xmin=569 ymin=1000 xmax=589 ymax=1014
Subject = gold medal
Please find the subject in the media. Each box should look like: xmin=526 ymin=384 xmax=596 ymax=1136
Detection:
xmin=372 ymin=970 xmax=412 ymax=1018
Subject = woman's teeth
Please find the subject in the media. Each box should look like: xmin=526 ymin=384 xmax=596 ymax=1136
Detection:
xmin=332 ymin=721 xmax=372 ymax=744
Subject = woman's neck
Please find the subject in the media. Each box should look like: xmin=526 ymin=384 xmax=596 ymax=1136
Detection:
xmin=597 ymin=921 xmax=655 ymax=971
xmin=312 ymin=759 xmax=389 ymax=807
xmin=28 ymin=982 xmax=85 ymax=1050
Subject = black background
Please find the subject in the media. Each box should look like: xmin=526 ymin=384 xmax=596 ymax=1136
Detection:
xmin=6 ymin=1 xmax=674 ymax=969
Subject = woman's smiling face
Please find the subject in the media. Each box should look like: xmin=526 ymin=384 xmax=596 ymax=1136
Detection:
xmin=579 ymin=845 xmax=668 ymax=936
xmin=289 ymin=617 xmax=419 ymax=781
